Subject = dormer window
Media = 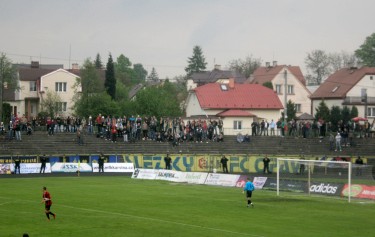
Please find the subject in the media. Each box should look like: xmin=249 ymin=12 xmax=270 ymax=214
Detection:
xmin=220 ymin=84 xmax=228 ymax=91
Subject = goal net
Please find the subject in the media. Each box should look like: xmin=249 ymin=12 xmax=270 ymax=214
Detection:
xmin=276 ymin=158 xmax=374 ymax=203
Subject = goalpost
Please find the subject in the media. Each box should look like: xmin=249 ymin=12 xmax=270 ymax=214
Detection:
xmin=276 ymin=158 xmax=353 ymax=202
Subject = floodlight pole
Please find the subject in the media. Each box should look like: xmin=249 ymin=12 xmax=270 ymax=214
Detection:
xmin=284 ymin=69 xmax=288 ymax=121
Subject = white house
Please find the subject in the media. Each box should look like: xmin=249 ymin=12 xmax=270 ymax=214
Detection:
xmin=250 ymin=62 xmax=311 ymax=116
xmin=310 ymin=66 xmax=375 ymax=119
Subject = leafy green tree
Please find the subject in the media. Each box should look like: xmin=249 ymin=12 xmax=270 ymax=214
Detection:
xmin=315 ymin=100 xmax=330 ymax=122
xmin=185 ymin=45 xmax=207 ymax=77
xmin=105 ymin=53 xmax=116 ymax=100
xmin=74 ymin=92 xmax=119 ymax=118
xmin=227 ymin=55 xmax=262 ymax=78
xmin=286 ymin=100 xmax=296 ymax=122
xmin=305 ymin=50 xmax=331 ymax=85
xmin=350 ymin=106 xmax=358 ymax=119
xmin=115 ymin=54 xmax=134 ymax=86
xmin=94 ymin=53 xmax=103 ymax=69
xmin=41 ymin=91 xmax=61 ymax=117
xmin=147 ymin=67 xmax=159 ymax=82
xmin=133 ymin=63 xmax=148 ymax=82
xmin=263 ymin=81 xmax=273 ymax=90
xmin=115 ymin=81 xmax=129 ymax=103
xmin=132 ymin=82 xmax=182 ymax=117
xmin=330 ymin=105 xmax=342 ymax=132
xmin=0 ymin=53 xmax=17 ymax=122
xmin=72 ymin=59 xmax=103 ymax=117
xmin=355 ymin=32 xmax=375 ymax=66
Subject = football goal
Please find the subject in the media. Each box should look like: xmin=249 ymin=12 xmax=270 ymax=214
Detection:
xmin=276 ymin=158 xmax=363 ymax=203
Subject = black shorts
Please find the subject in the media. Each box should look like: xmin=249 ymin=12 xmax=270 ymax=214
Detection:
xmin=45 ymin=204 xmax=51 ymax=211
xmin=246 ymin=191 xmax=252 ymax=198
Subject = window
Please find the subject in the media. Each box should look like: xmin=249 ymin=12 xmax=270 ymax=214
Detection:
xmin=295 ymin=104 xmax=301 ymax=113
xmin=233 ymin=120 xmax=242 ymax=130
xmin=30 ymin=81 xmax=37 ymax=91
xmin=55 ymin=102 xmax=67 ymax=112
xmin=367 ymin=107 xmax=375 ymax=117
xmin=55 ymin=82 xmax=67 ymax=92
xmin=275 ymin=84 xmax=282 ymax=94
xmin=287 ymin=85 xmax=294 ymax=94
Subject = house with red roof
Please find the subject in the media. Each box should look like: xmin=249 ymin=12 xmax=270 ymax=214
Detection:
xmin=185 ymin=81 xmax=284 ymax=135
xmin=310 ymin=66 xmax=375 ymax=119
xmin=250 ymin=62 xmax=311 ymax=116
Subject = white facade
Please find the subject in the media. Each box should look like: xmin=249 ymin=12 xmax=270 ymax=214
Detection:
xmin=272 ymin=67 xmax=311 ymax=115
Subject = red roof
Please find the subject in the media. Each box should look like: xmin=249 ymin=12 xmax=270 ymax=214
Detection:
xmin=310 ymin=67 xmax=375 ymax=99
xmin=194 ymin=83 xmax=283 ymax=109
xmin=252 ymin=65 xmax=306 ymax=85
xmin=217 ymin=109 xmax=256 ymax=117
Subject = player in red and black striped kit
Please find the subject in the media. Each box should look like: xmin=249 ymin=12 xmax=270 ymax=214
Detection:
xmin=41 ymin=187 xmax=56 ymax=220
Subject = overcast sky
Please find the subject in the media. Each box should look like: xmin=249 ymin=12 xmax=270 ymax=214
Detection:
xmin=1 ymin=0 xmax=374 ymax=78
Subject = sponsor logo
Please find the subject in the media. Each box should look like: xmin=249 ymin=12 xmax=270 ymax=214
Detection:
xmin=342 ymin=185 xmax=363 ymax=197
xmin=309 ymin=183 xmax=338 ymax=194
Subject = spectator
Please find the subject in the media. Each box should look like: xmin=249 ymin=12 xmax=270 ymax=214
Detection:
xmin=236 ymin=133 xmax=244 ymax=143
xmin=335 ymin=132 xmax=342 ymax=152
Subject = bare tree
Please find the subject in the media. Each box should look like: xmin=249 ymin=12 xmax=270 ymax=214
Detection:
xmin=305 ymin=50 xmax=332 ymax=85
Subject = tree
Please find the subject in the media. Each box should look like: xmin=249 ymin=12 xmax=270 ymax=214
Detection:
xmin=0 ymin=53 xmax=18 ymax=122
xmin=147 ymin=67 xmax=159 ymax=82
xmin=329 ymin=51 xmax=356 ymax=72
xmin=94 ymin=53 xmax=103 ymax=69
xmin=314 ymin=100 xmax=330 ymax=122
xmin=305 ymin=50 xmax=331 ymax=85
xmin=227 ymin=55 xmax=262 ymax=78
xmin=41 ymin=91 xmax=62 ymax=117
xmin=72 ymin=59 xmax=103 ymax=117
xmin=350 ymin=106 xmax=358 ymax=119
xmin=133 ymin=63 xmax=148 ymax=83
xmin=330 ymin=105 xmax=342 ymax=132
xmin=286 ymin=100 xmax=296 ymax=122
xmin=105 ymin=53 xmax=116 ymax=100
xmin=355 ymin=32 xmax=375 ymax=66
xmin=341 ymin=106 xmax=351 ymax=124
xmin=263 ymin=81 xmax=273 ymax=90
xmin=115 ymin=54 xmax=134 ymax=86
xmin=185 ymin=45 xmax=207 ymax=77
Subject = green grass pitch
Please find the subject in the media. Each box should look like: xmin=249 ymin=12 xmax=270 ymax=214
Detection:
xmin=0 ymin=176 xmax=374 ymax=237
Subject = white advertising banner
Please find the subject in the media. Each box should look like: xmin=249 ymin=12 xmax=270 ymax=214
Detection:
xmin=51 ymin=162 xmax=92 ymax=173
xmin=253 ymin=177 xmax=268 ymax=189
xmin=132 ymin=168 xmax=158 ymax=179
xmin=17 ymin=163 xmax=52 ymax=174
xmin=204 ymin=173 xmax=240 ymax=187
xmin=92 ymin=163 xmax=134 ymax=173
xmin=155 ymin=170 xmax=186 ymax=182
xmin=184 ymin=172 xmax=208 ymax=184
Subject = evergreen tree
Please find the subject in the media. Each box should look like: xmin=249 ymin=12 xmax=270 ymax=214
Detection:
xmin=94 ymin=53 xmax=103 ymax=69
xmin=105 ymin=53 xmax=116 ymax=100
xmin=263 ymin=81 xmax=273 ymax=90
xmin=330 ymin=105 xmax=342 ymax=132
xmin=185 ymin=45 xmax=207 ymax=77
xmin=341 ymin=106 xmax=351 ymax=124
xmin=350 ymin=106 xmax=359 ymax=119
xmin=147 ymin=67 xmax=159 ymax=82
xmin=315 ymin=100 xmax=330 ymax=122
xmin=286 ymin=100 xmax=296 ymax=122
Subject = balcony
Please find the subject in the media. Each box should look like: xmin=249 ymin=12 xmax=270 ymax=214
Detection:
xmin=343 ymin=96 xmax=375 ymax=105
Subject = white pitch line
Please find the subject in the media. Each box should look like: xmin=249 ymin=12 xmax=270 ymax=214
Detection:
xmin=0 ymin=196 xmax=265 ymax=237
xmin=0 ymin=201 xmax=12 ymax=206
xmin=57 ymin=204 xmax=266 ymax=237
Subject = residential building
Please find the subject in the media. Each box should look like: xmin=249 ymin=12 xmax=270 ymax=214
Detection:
xmin=185 ymin=81 xmax=284 ymax=135
xmin=3 ymin=62 xmax=80 ymax=119
xmin=250 ymin=62 xmax=311 ymax=116
xmin=186 ymin=65 xmax=247 ymax=91
xmin=310 ymin=66 xmax=375 ymax=119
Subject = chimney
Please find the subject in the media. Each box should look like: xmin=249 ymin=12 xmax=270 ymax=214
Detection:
xmin=273 ymin=61 xmax=278 ymax=67
xmin=31 ymin=61 xmax=39 ymax=68
xmin=214 ymin=64 xmax=221 ymax=70
xmin=265 ymin=62 xmax=270 ymax=68
xmin=72 ymin=63 xmax=79 ymax=70
xmin=228 ymin=78 xmax=235 ymax=89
